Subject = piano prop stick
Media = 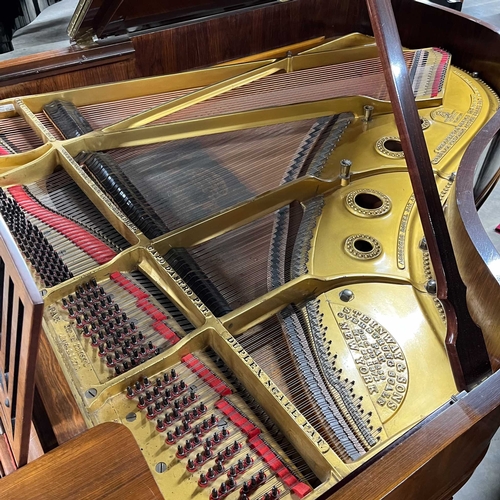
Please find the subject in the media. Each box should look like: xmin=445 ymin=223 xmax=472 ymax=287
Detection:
xmin=366 ymin=0 xmax=492 ymax=390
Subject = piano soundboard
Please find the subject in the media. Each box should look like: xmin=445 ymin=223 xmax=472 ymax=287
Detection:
xmin=0 ymin=35 xmax=498 ymax=498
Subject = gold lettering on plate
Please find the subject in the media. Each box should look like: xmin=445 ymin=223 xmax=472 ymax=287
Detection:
xmin=147 ymin=246 xmax=211 ymax=317
xmin=431 ymin=72 xmax=483 ymax=164
xmin=336 ymin=307 xmax=408 ymax=420
xmin=221 ymin=331 xmax=330 ymax=453
xmin=397 ymin=194 xmax=415 ymax=269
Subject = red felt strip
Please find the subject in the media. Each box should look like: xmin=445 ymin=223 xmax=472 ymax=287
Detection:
xmin=183 ymin=355 xmax=232 ymax=396
xmin=8 ymin=185 xmax=116 ymax=264
xmin=110 ymin=272 xmax=179 ymax=346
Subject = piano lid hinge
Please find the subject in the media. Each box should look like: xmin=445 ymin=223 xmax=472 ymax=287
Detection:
xmin=75 ymin=29 xmax=99 ymax=49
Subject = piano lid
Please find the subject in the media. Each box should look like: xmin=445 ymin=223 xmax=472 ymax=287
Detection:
xmin=68 ymin=0 xmax=276 ymax=42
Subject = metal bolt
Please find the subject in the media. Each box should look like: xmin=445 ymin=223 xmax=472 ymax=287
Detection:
xmin=419 ymin=238 xmax=428 ymax=251
xmin=425 ymin=279 xmax=437 ymax=294
xmin=340 ymin=159 xmax=352 ymax=186
xmin=339 ymin=289 xmax=354 ymax=302
xmin=363 ymin=105 xmax=374 ymax=122
xmin=155 ymin=462 xmax=167 ymax=473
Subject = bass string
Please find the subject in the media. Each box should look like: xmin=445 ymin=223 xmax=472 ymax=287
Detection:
xmin=106 ymin=120 xmax=316 ymax=231
xmin=26 ymin=168 xmax=130 ymax=251
xmin=0 ymin=114 xmax=44 ymax=152
xmin=149 ymin=53 xmax=415 ymax=126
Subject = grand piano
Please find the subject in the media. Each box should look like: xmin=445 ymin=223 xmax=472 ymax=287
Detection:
xmin=0 ymin=1 xmax=499 ymax=499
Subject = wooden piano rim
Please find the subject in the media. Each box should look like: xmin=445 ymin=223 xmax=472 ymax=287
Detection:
xmin=455 ymin=108 xmax=500 ymax=277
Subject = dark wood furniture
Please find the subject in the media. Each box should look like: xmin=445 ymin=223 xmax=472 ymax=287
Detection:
xmin=0 ymin=210 xmax=43 ymax=470
xmin=0 ymin=422 xmax=163 ymax=499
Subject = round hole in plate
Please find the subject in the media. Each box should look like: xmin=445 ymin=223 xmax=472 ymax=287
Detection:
xmin=345 ymin=234 xmax=382 ymax=259
xmin=354 ymin=193 xmax=383 ymax=210
xmin=384 ymin=139 xmax=403 ymax=152
xmin=353 ymin=239 xmax=374 ymax=253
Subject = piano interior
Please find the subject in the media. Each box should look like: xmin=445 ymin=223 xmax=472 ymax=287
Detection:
xmin=0 ymin=33 xmax=498 ymax=499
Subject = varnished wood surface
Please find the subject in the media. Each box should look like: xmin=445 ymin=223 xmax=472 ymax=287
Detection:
xmin=1 ymin=0 xmax=500 ymax=99
xmin=0 ymin=41 xmax=134 ymax=87
xmin=448 ymin=109 xmax=500 ymax=371
xmin=0 ymin=434 xmax=16 ymax=476
xmin=367 ymin=0 xmax=491 ymax=389
xmin=0 ymin=214 xmax=43 ymax=467
xmin=0 ymin=422 xmax=163 ymax=499
xmin=35 ymin=330 xmax=88 ymax=445
xmin=322 ymin=370 xmax=500 ymax=500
